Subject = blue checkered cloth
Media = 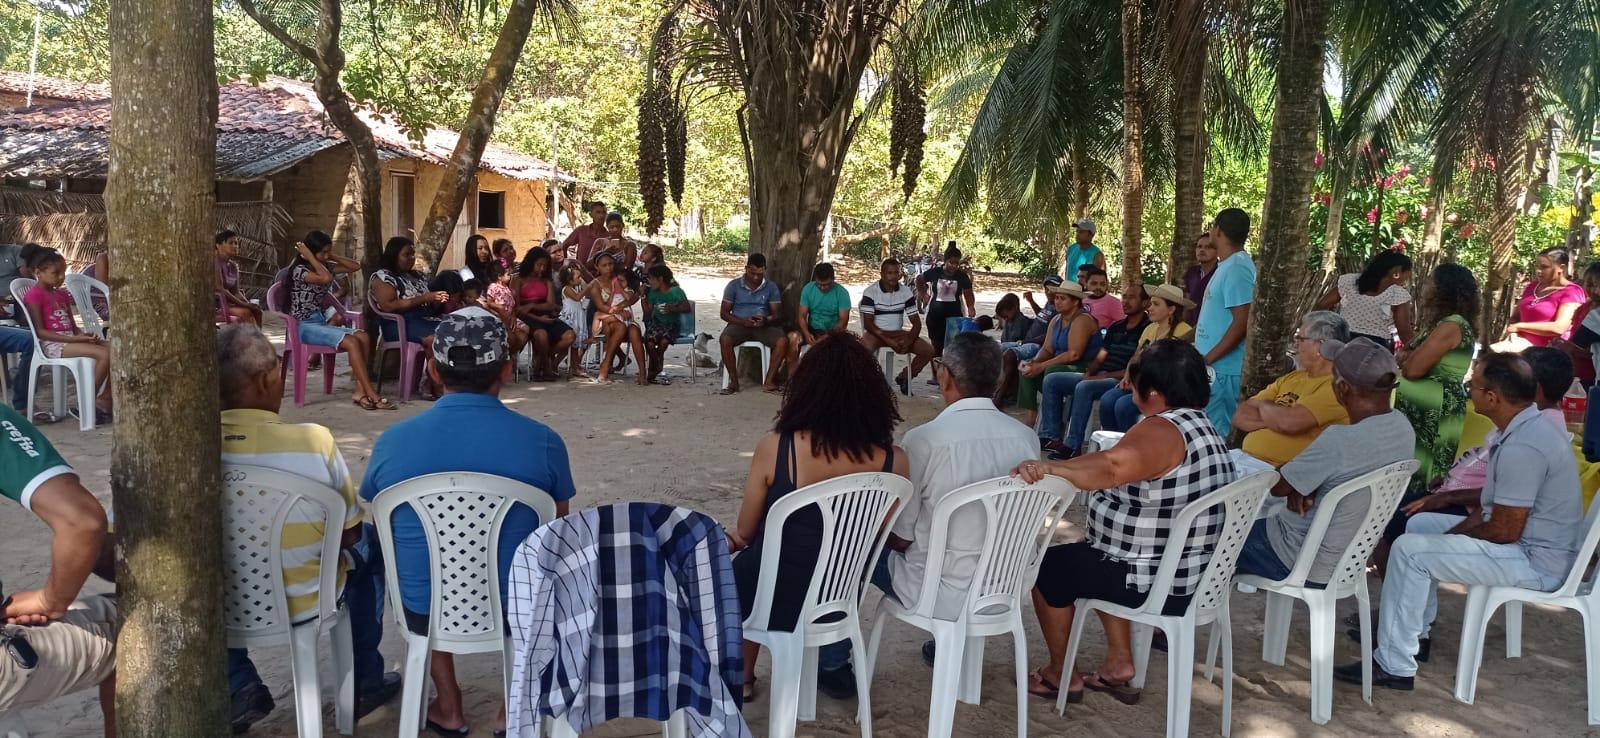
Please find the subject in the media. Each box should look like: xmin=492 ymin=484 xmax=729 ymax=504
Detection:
xmin=506 ymin=503 xmax=749 ymax=737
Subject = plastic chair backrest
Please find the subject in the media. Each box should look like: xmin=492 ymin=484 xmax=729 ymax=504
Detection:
xmin=908 ymin=474 xmax=1077 ymax=622
xmin=264 ymin=282 xmax=303 ymax=348
xmin=63 ymin=273 xmax=107 ymax=336
xmin=367 ymin=285 xmax=409 ymax=347
xmin=370 ymin=472 xmax=557 ymax=649
xmin=747 ymin=471 xmax=915 ymax=632
xmin=675 ymin=299 xmax=696 ymax=339
xmin=1280 ymin=459 xmax=1418 ymax=589
xmin=1141 ymin=470 xmax=1278 ymax=618
xmin=219 ymin=464 xmax=348 ymax=646
xmin=8 ymin=278 xmax=41 ymax=343
xmin=1561 ymin=495 xmax=1600 ymax=597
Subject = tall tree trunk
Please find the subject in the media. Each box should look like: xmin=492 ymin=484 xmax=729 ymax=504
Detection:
xmin=106 ymin=0 xmax=228 ymax=734
xmin=1241 ymin=0 xmax=1330 ymax=398
xmin=1483 ymin=169 xmax=1522 ymax=340
xmin=416 ymin=0 xmax=545 ymax=269
xmin=1317 ymin=160 xmax=1350 ymax=284
xmin=1568 ymin=165 xmax=1594 ymax=261
xmin=1118 ymin=0 xmax=1145 ymax=291
xmin=1168 ymin=0 xmax=1206 ymax=281
xmin=1410 ymin=188 xmax=1447 ymax=308
xmin=1072 ymin=134 xmax=1090 ymax=220
xmin=239 ymin=0 xmax=383 ymax=271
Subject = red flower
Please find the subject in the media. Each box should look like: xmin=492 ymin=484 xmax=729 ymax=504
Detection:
xmin=1458 ymin=223 xmax=1478 ymax=239
xmin=1393 ymin=240 xmax=1408 ymax=252
xmin=1382 ymin=175 xmax=1395 ymax=189
xmin=1367 ymin=208 xmax=1379 ymax=224
xmin=1314 ymin=152 xmax=1324 ymax=168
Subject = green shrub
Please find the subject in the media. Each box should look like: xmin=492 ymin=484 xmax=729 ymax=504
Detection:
xmin=679 ymin=224 xmax=750 ymax=255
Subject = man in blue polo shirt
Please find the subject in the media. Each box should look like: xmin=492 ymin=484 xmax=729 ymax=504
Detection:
xmin=361 ymin=307 xmax=574 ymax=735
xmin=1195 ymin=208 xmax=1257 ymax=436
xmin=719 ymin=252 xmax=792 ymax=394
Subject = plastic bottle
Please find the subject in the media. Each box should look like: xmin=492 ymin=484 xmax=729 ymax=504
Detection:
xmin=1562 ymin=378 xmax=1588 ymax=426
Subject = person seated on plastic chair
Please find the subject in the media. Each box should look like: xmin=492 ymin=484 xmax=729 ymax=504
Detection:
xmin=215 ymin=229 xmax=263 ymax=326
xmin=214 ymin=324 xmax=401 ymax=732
xmin=880 ymin=332 xmax=1038 ymax=663
xmin=1228 ymin=311 xmax=1354 ymax=474
xmin=1012 ymin=340 xmax=1239 ymax=705
xmin=1333 ymin=351 xmax=1584 ymax=692
xmin=0 ymin=243 xmax=45 ymax=412
xmin=859 ymin=258 xmax=934 ymax=394
xmin=0 ymin=402 xmax=115 ymax=736
xmin=23 ymin=250 xmax=114 ymax=424
xmin=361 ymin=309 xmax=575 ymax=735
xmin=725 ymin=333 xmax=909 ymax=704
xmin=285 ymin=232 xmax=393 ymax=411
xmin=1233 ymin=339 xmax=1415 ymax=588
xmin=797 ymin=262 xmax=852 ymax=351
xmin=642 ymin=264 xmax=690 ymax=385
xmin=718 ymin=252 xmax=793 ymax=395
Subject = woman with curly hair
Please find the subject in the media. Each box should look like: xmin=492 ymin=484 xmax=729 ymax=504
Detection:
xmin=726 ymin=331 xmax=909 ymax=702
xmin=1395 ymin=263 xmax=1480 ymax=492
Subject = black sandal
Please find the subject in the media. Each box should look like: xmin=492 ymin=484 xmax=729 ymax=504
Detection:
xmin=1082 ymin=671 xmax=1141 ymax=705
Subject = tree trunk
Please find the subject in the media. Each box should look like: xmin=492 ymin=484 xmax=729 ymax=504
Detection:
xmin=1072 ymin=134 xmax=1090 ymax=221
xmin=1241 ymin=0 xmax=1330 ymax=398
xmin=1483 ymin=169 xmax=1522 ymax=340
xmin=1569 ymin=165 xmax=1594 ymax=261
xmin=1118 ymin=0 xmax=1145 ymax=291
xmin=416 ymin=0 xmax=544 ymax=270
xmin=1167 ymin=0 xmax=1206 ymax=281
xmin=238 ymin=0 xmax=383 ymax=271
xmin=1317 ymin=160 xmax=1350 ymax=284
xmin=106 ymin=0 xmax=228 ymax=734
xmin=1410 ymin=188 xmax=1447 ymax=308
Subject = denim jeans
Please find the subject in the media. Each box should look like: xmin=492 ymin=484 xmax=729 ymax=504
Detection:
xmin=228 ymin=523 xmax=388 ymax=695
xmin=1375 ymin=512 xmax=1561 ymax=677
xmin=1000 ymin=342 xmax=1042 ymax=361
xmin=0 ymin=326 xmax=35 ymax=410
xmin=1063 ymin=378 xmax=1122 ymax=449
xmin=1098 ymin=388 xmax=1142 ymax=433
xmin=1038 ymin=372 xmax=1086 ymax=441
xmin=817 ymin=548 xmax=896 ymax=672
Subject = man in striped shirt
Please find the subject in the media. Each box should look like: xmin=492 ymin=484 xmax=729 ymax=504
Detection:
xmin=860 ymin=258 xmax=934 ymax=392
xmin=216 ymin=324 xmax=399 ymax=732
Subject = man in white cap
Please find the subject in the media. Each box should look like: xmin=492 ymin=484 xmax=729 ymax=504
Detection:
xmin=1063 ymin=218 xmax=1106 ymax=278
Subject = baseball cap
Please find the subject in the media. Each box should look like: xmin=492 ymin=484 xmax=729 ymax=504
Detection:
xmin=1074 ymin=218 xmax=1097 ymax=234
xmin=1046 ymin=281 xmax=1088 ymax=299
xmin=432 ymin=307 xmax=508 ymax=368
xmin=1319 ymin=338 xmax=1400 ymax=391
xmin=1042 ymin=275 xmax=1064 ymax=287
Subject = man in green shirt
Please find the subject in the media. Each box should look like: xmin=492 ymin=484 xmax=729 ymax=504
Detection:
xmin=798 ymin=262 xmax=853 ymax=346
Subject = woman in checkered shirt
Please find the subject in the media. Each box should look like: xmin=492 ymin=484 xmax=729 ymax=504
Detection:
xmin=1013 ymin=339 xmax=1239 ymax=705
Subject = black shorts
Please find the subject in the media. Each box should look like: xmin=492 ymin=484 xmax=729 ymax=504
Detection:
xmin=522 ymin=317 xmax=574 ymax=341
xmin=1034 ymin=541 xmax=1192 ymax=616
xmin=927 ymin=303 xmax=961 ymax=346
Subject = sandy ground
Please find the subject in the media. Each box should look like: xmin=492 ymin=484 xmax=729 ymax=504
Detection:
xmin=5 ymin=268 xmax=1598 ymax=737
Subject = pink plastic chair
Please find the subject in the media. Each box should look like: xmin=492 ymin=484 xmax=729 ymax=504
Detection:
xmin=367 ymin=290 xmax=425 ymax=403
xmin=215 ymin=293 xmax=242 ymax=325
xmin=266 ymin=282 xmax=342 ymax=407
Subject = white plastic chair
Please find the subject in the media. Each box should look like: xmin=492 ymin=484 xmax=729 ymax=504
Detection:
xmin=722 ymin=340 xmax=771 ymax=390
xmin=1088 ymin=430 xmax=1125 ymax=451
xmin=1454 ymin=494 xmax=1600 ymax=724
xmin=1230 ymin=459 xmax=1418 ymax=725
xmin=743 ymin=471 xmax=915 ymax=738
xmin=219 ymin=464 xmax=355 ymax=738
xmin=864 ymin=475 xmax=1076 ymax=738
xmin=63 ymin=273 xmax=109 ymax=340
xmin=9 ymin=278 xmax=99 ymax=431
xmin=875 ymin=346 xmax=913 ymax=397
xmin=1057 ymin=470 xmax=1278 ymax=738
xmin=370 ymin=472 xmax=558 ymax=738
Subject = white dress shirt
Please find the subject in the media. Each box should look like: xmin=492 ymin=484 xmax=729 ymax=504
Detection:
xmin=889 ymin=396 xmax=1041 ymax=618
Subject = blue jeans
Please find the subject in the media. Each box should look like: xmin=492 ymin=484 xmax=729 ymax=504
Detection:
xmin=228 ymin=523 xmax=388 ymax=695
xmin=1001 ymin=342 xmax=1042 ymax=361
xmin=0 ymin=326 xmax=34 ymax=409
xmin=1063 ymin=378 xmax=1121 ymax=449
xmin=1038 ymin=372 xmax=1086 ymax=442
xmin=1236 ymin=519 xmax=1293 ymax=582
xmin=818 ymin=548 xmax=895 ymax=671
xmin=1098 ymin=388 xmax=1142 ymax=433
xmin=1585 ymin=384 xmax=1600 ymax=463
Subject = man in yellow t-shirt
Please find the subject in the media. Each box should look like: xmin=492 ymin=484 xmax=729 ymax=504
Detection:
xmin=216 ymin=324 xmax=400 ymax=732
xmin=1232 ymin=312 xmax=1353 ymax=468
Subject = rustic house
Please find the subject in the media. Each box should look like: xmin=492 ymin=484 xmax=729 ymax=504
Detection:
xmin=0 ymin=75 xmax=570 ymax=294
xmin=0 ymin=71 xmax=106 ymax=111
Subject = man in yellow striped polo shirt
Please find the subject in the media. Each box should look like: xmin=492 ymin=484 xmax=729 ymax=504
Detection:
xmin=216 ymin=324 xmax=399 ymax=733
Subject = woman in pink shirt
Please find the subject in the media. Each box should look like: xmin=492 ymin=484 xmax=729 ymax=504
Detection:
xmin=24 ymin=250 xmax=113 ymax=422
xmin=1504 ymin=246 xmax=1586 ymax=348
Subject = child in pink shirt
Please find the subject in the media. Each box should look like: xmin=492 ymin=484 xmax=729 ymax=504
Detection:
xmin=24 ymin=250 xmax=113 ymax=422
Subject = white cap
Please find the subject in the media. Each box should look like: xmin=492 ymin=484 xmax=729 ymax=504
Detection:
xmin=1074 ymin=218 xmax=1096 ymax=234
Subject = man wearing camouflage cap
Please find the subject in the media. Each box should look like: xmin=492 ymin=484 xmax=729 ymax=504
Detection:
xmin=360 ymin=307 xmax=576 ymax=734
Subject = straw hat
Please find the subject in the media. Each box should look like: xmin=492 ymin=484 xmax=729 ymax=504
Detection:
xmin=1147 ymin=283 xmax=1195 ymax=309
xmin=1046 ymin=281 xmax=1088 ymax=299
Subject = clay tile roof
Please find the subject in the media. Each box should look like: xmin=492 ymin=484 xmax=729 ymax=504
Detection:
xmin=0 ymin=71 xmax=107 ymax=103
xmin=0 ymin=74 xmax=570 ymax=182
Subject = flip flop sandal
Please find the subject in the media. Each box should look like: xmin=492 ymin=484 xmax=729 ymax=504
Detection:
xmin=718 ymin=386 xmax=740 ymax=395
xmin=1082 ymin=671 xmax=1141 ymax=705
xmin=372 ymin=397 xmax=398 ymax=411
xmin=1025 ymin=669 xmax=1061 ymax=699
xmin=425 ymin=718 xmax=470 ymax=736
xmin=353 ymin=395 xmax=378 ymax=411
xmin=743 ymin=676 xmax=759 ymax=703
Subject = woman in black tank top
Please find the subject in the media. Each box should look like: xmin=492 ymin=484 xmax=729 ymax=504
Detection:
xmin=726 ymin=333 xmax=910 ymax=700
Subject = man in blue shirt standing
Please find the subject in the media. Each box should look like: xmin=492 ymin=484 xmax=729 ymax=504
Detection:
xmin=1194 ymin=208 xmax=1257 ymax=436
xmin=361 ymin=307 xmax=575 ymax=735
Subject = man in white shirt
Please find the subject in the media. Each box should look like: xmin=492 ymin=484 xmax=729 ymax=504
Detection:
xmin=860 ymin=257 xmax=935 ymax=392
xmin=880 ymin=331 xmax=1040 ymax=660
